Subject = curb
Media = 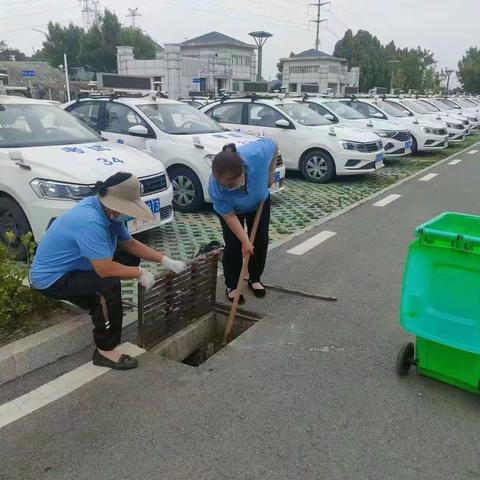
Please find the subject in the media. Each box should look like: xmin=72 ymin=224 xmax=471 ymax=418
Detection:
xmin=0 ymin=311 xmax=137 ymax=387
xmin=1 ymin=141 xmax=478 ymax=386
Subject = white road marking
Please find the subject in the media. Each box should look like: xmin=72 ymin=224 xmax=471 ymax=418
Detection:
xmin=419 ymin=173 xmax=438 ymax=182
xmin=287 ymin=231 xmax=336 ymax=255
xmin=468 ymin=149 xmax=479 ymax=154
xmin=448 ymin=159 xmax=463 ymax=165
xmin=0 ymin=342 xmax=145 ymax=430
xmin=373 ymin=194 xmax=402 ymax=207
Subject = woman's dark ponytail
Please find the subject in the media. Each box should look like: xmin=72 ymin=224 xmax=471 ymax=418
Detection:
xmin=222 ymin=143 xmax=237 ymax=153
xmin=94 ymin=172 xmax=132 ymax=197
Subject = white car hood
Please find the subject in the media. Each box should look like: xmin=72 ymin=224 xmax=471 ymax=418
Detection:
xmin=348 ymin=118 xmax=406 ymax=131
xmin=171 ymin=130 xmax=257 ymax=154
xmin=313 ymin=125 xmax=380 ymax=142
xmin=8 ymin=141 xmax=165 ymax=183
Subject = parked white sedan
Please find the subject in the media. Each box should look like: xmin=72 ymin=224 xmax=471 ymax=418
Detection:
xmin=201 ymin=97 xmax=385 ymax=183
xmin=65 ymin=93 xmax=285 ymax=212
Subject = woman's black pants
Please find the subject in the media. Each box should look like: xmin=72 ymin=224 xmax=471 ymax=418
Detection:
xmin=219 ymin=196 xmax=270 ymax=290
xmin=38 ymin=251 xmax=140 ymax=351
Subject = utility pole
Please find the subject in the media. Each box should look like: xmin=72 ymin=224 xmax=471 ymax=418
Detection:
xmin=127 ymin=8 xmax=141 ymax=29
xmin=79 ymin=0 xmax=99 ymax=29
xmin=388 ymin=60 xmax=400 ymax=94
xmin=445 ymin=68 xmax=454 ymax=95
xmin=309 ymin=1 xmax=330 ymax=50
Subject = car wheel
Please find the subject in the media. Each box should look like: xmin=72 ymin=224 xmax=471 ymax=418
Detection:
xmin=0 ymin=196 xmax=32 ymax=260
xmin=300 ymin=150 xmax=336 ymax=183
xmin=169 ymin=167 xmax=205 ymax=212
xmin=411 ymin=136 xmax=418 ymax=155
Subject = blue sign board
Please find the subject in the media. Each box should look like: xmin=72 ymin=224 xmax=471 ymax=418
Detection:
xmin=192 ymin=78 xmax=201 ymax=84
xmin=21 ymin=70 xmax=35 ymax=77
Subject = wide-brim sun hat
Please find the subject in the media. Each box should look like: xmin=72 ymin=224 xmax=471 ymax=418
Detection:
xmin=98 ymin=173 xmax=154 ymax=221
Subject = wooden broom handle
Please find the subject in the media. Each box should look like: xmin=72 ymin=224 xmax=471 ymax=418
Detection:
xmin=222 ymin=201 xmax=265 ymax=345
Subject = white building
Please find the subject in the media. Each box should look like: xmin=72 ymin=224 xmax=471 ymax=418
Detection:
xmin=281 ymin=49 xmax=360 ymax=95
xmin=116 ymin=32 xmax=258 ymax=98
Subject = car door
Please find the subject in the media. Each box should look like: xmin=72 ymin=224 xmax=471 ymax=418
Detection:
xmin=100 ymin=102 xmax=156 ymax=155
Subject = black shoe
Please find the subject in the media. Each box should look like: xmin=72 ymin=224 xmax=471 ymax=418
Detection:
xmin=248 ymin=281 xmax=266 ymax=298
xmin=225 ymin=288 xmax=245 ymax=305
xmin=92 ymin=349 xmax=138 ymax=370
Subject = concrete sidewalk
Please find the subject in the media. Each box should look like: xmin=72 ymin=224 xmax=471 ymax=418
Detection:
xmin=2 ymin=148 xmax=480 ymax=480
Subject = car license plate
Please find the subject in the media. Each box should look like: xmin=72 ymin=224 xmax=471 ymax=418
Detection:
xmin=127 ymin=198 xmax=160 ymax=234
xmin=444 ymin=139 xmax=449 ymax=147
xmin=405 ymin=140 xmax=412 ymax=152
xmin=269 ymin=171 xmax=282 ymax=194
xmin=375 ymin=152 xmax=384 ymax=169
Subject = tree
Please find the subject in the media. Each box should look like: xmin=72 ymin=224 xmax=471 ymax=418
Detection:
xmin=458 ymin=47 xmax=480 ymax=94
xmin=37 ymin=8 xmax=158 ymax=73
xmin=0 ymin=40 xmax=29 ymax=61
xmin=276 ymin=51 xmax=294 ymax=81
xmin=334 ymin=30 xmax=440 ymax=93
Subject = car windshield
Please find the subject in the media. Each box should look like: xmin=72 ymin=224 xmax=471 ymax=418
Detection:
xmin=436 ymin=98 xmax=461 ymax=110
xmin=0 ymin=103 xmax=101 ymax=148
xmin=324 ymin=101 xmax=366 ymax=119
xmin=400 ymin=99 xmax=431 ymax=115
xmin=377 ymin=101 xmax=412 ymax=117
xmin=456 ymin=99 xmax=477 ymax=108
xmin=417 ymin=100 xmax=440 ymax=113
xmin=276 ymin=103 xmax=331 ymax=126
xmin=428 ymin=99 xmax=450 ymax=111
xmin=137 ymin=103 xmax=225 ymax=135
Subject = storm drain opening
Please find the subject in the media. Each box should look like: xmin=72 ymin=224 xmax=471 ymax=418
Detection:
xmin=150 ymin=304 xmax=262 ymax=367
xmin=137 ymin=250 xmax=262 ymax=366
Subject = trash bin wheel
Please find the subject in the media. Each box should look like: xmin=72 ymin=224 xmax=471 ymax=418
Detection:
xmin=396 ymin=342 xmax=415 ymax=377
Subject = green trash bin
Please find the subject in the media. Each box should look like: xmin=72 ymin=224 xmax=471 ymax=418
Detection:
xmin=396 ymin=212 xmax=480 ymax=394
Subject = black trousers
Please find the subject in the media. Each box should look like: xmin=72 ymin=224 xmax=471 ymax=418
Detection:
xmin=39 ymin=251 xmax=140 ymax=351
xmin=219 ymin=196 xmax=270 ymax=290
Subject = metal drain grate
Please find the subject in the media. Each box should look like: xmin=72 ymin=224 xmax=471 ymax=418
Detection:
xmin=137 ymin=250 xmax=222 ymax=349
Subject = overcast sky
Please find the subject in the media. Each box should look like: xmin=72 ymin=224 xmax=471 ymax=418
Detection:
xmin=0 ymin=0 xmax=477 ymax=83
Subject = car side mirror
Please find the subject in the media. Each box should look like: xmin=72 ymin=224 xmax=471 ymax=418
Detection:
xmin=275 ymin=119 xmax=291 ymax=129
xmin=372 ymin=112 xmax=384 ymax=119
xmin=128 ymin=125 xmax=149 ymax=137
xmin=324 ymin=114 xmax=335 ymax=122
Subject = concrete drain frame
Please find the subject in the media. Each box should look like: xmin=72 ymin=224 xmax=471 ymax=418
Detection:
xmin=137 ymin=250 xmax=262 ymax=366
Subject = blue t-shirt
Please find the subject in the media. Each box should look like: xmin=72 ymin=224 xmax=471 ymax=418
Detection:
xmin=30 ymin=196 xmax=132 ymax=290
xmin=208 ymin=138 xmax=276 ymax=216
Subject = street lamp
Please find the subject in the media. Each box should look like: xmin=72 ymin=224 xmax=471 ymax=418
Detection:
xmin=249 ymin=31 xmax=273 ymax=82
xmin=388 ymin=60 xmax=400 ymax=94
xmin=445 ymin=68 xmax=454 ymax=95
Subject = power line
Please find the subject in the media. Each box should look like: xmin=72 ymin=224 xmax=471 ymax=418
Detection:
xmin=309 ymin=1 xmax=330 ymax=50
xmin=79 ymin=0 xmax=100 ymax=29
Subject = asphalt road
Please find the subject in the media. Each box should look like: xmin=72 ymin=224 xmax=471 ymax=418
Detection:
xmin=1 ymin=145 xmax=480 ymax=480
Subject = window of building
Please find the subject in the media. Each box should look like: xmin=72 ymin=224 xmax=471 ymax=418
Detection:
xmin=329 ymin=65 xmax=339 ymax=74
xmin=289 ymin=65 xmax=319 ymax=74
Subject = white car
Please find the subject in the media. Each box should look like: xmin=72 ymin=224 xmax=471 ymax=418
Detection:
xmin=341 ymin=98 xmax=449 ymax=154
xmin=387 ymin=98 xmax=466 ymax=143
xmin=415 ymin=98 xmax=473 ymax=135
xmin=200 ymin=97 xmax=385 ymax=183
xmin=426 ymin=98 xmax=479 ymax=131
xmin=297 ymin=97 xmax=413 ymax=157
xmin=65 ymin=93 xmax=285 ymax=212
xmin=0 ymin=96 xmax=173 ymax=259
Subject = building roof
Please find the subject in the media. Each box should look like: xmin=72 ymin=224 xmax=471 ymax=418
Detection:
xmin=181 ymin=31 xmax=255 ymax=49
xmin=283 ymin=49 xmax=345 ymax=62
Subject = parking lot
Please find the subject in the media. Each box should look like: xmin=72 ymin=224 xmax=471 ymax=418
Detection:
xmin=122 ymin=134 xmax=479 ymax=304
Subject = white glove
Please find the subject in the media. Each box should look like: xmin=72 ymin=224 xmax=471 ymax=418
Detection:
xmin=138 ymin=267 xmax=156 ymax=291
xmin=161 ymin=256 xmax=187 ymax=274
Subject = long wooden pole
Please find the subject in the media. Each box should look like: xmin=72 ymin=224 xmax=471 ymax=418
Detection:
xmin=222 ymin=201 xmax=264 ymax=345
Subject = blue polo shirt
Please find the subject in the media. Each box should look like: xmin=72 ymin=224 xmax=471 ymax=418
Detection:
xmin=208 ymin=138 xmax=276 ymax=216
xmin=30 ymin=196 xmax=132 ymax=290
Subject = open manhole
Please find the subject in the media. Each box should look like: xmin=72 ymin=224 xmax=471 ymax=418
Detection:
xmin=149 ymin=304 xmax=261 ymax=366
xmin=137 ymin=251 xmax=262 ymax=366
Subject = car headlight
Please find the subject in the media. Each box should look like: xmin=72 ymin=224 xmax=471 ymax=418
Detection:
xmin=204 ymin=153 xmax=215 ymax=166
xmin=30 ymin=179 xmax=94 ymax=200
xmin=339 ymin=141 xmax=358 ymax=150
xmin=422 ymin=127 xmax=433 ymax=134
xmin=374 ymin=130 xmax=389 ymax=137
